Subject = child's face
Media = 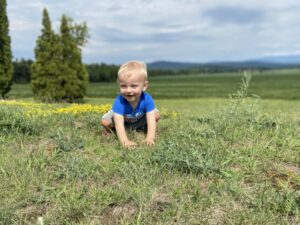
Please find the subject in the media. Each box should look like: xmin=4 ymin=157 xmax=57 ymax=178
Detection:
xmin=118 ymin=73 xmax=148 ymax=106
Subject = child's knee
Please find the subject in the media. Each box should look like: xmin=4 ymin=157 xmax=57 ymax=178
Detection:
xmin=155 ymin=112 xmax=160 ymax=121
xmin=101 ymin=119 xmax=113 ymax=128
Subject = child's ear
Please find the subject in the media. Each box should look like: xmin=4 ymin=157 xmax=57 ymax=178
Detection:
xmin=143 ymin=81 xmax=149 ymax=91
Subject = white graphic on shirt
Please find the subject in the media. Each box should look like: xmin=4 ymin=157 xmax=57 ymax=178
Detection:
xmin=124 ymin=112 xmax=144 ymax=123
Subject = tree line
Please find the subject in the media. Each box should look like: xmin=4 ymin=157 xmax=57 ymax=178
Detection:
xmin=12 ymin=60 xmax=119 ymax=83
xmin=12 ymin=60 xmax=195 ymax=83
xmin=13 ymin=59 xmax=264 ymax=84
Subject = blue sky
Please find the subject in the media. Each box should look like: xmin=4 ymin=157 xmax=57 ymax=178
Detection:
xmin=7 ymin=0 xmax=300 ymax=64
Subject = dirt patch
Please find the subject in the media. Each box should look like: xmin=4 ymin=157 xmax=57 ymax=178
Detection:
xmin=151 ymin=192 xmax=172 ymax=211
xmin=199 ymin=179 xmax=213 ymax=193
xmin=110 ymin=175 xmax=123 ymax=187
xmin=11 ymin=138 xmax=58 ymax=157
xmin=281 ymin=163 xmax=300 ymax=176
xmin=206 ymin=205 xmax=225 ymax=225
xmin=22 ymin=138 xmax=58 ymax=156
xmin=230 ymin=163 xmax=242 ymax=172
xmin=287 ymin=215 xmax=300 ymax=225
xmin=17 ymin=204 xmax=48 ymax=223
xmin=40 ymin=139 xmax=58 ymax=156
xmin=266 ymin=167 xmax=300 ymax=190
xmin=100 ymin=202 xmax=137 ymax=225
xmin=73 ymin=121 xmax=84 ymax=129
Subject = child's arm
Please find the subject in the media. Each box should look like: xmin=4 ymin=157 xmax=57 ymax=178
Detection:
xmin=145 ymin=110 xmax=157 ymax=146
xmin=113 ymin=113 xmax=137 ymax=148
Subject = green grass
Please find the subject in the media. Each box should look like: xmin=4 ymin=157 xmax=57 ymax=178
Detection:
xmin=8 ymin=68 xmax=300 ymax=100
xmin=1 ymin=73 xmax=299 ymax=224
xmin=0 ymin=76 xmax=300 ymax=225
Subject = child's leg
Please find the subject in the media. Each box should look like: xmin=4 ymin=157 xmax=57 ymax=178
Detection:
xmin=101 ymin=110 xmax=115 ymax=135
xmin=155 ymin=110 xmax=160 ymax=122
xmin=101 ymin=118 xmax=114 ymax=129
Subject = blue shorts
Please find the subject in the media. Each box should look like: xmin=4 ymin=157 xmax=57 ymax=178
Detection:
xmin=102 ymin=109 xmax=158 ymax=131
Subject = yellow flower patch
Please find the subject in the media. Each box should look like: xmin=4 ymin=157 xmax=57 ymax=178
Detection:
xmin=0 ymin=100 xmax=177 ymax=119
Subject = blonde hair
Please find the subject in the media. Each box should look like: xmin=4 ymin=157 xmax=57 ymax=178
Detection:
xmin=118 ymin=61 xmax=148 ymax=80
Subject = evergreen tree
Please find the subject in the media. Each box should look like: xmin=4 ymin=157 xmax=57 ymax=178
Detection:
xmin=31 ymin=10 xmax=88 ymax=102
xmin=59 ymin=15 xmax=88 ymax=102
xmin=0 ymin=0 xmax=13 ymax=98
xmin=31 ymin=8 xmax=63 ymax=102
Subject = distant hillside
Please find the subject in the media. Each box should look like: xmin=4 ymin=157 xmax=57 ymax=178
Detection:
xmin=257 ymin=54 xmax=300 ymax=64
xmin=147 ymin=61 xmax=201 ymax=69
xmin=147 ymin=56 xmax=300 ymax=70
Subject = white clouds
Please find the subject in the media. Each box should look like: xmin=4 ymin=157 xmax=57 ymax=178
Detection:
xmin=7 ymin=0 xmax=300 ymax=63
xmin=203 ymin=6 xmax=265 ymax=25
xmin=10 ymin=19 xmax=39 ymax=32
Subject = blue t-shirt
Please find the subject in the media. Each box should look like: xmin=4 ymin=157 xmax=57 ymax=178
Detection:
xmin=112 ymin=92 xmax=155 ymax=123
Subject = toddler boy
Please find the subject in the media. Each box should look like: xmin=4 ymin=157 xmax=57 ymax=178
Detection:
xmin=101 ymin=61 xmax=160 ymax=148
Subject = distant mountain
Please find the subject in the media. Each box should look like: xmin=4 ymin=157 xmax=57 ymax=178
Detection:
xmin=147 ymin=61 xmax=199 ymax=69
xmin=257 ymin=54 xmax=300 ymax=64
xmin=147 ymin=60 xmax=295 ymax=70
xmin=147 ymin=55 xmax=300 ymax=70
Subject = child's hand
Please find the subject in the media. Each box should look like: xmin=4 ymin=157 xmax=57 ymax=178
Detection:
xmin=145 ymin=137 xmax=155 ymax=146
xmin=123 ymin=140 xmax=137 ymax=149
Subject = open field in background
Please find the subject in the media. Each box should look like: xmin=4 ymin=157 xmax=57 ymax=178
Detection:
xmin=84 ymin=97 xmax=300 ymax=118
xmin=8 ymin=68 xmax=300 ymax=100
xmin=1 ymin=70 xmax=299 ymax=224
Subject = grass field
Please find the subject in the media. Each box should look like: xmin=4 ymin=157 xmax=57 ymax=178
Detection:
xmin=8 ymin=68 xmax=300 ymax=100
xmin=1 ymin=71 xmax=299 ymax=224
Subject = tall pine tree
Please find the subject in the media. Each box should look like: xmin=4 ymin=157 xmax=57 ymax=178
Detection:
xmin=0 ymin=0 xmax=13 ymax=98
xmin=31 ymin=8 xmax=63 ymax=102
xmin=59 ymin=15 xmax=88 ymax=102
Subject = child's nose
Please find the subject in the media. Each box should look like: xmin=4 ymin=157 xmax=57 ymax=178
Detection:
xmin=126 ymin=87 xmax=132 ymax=92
